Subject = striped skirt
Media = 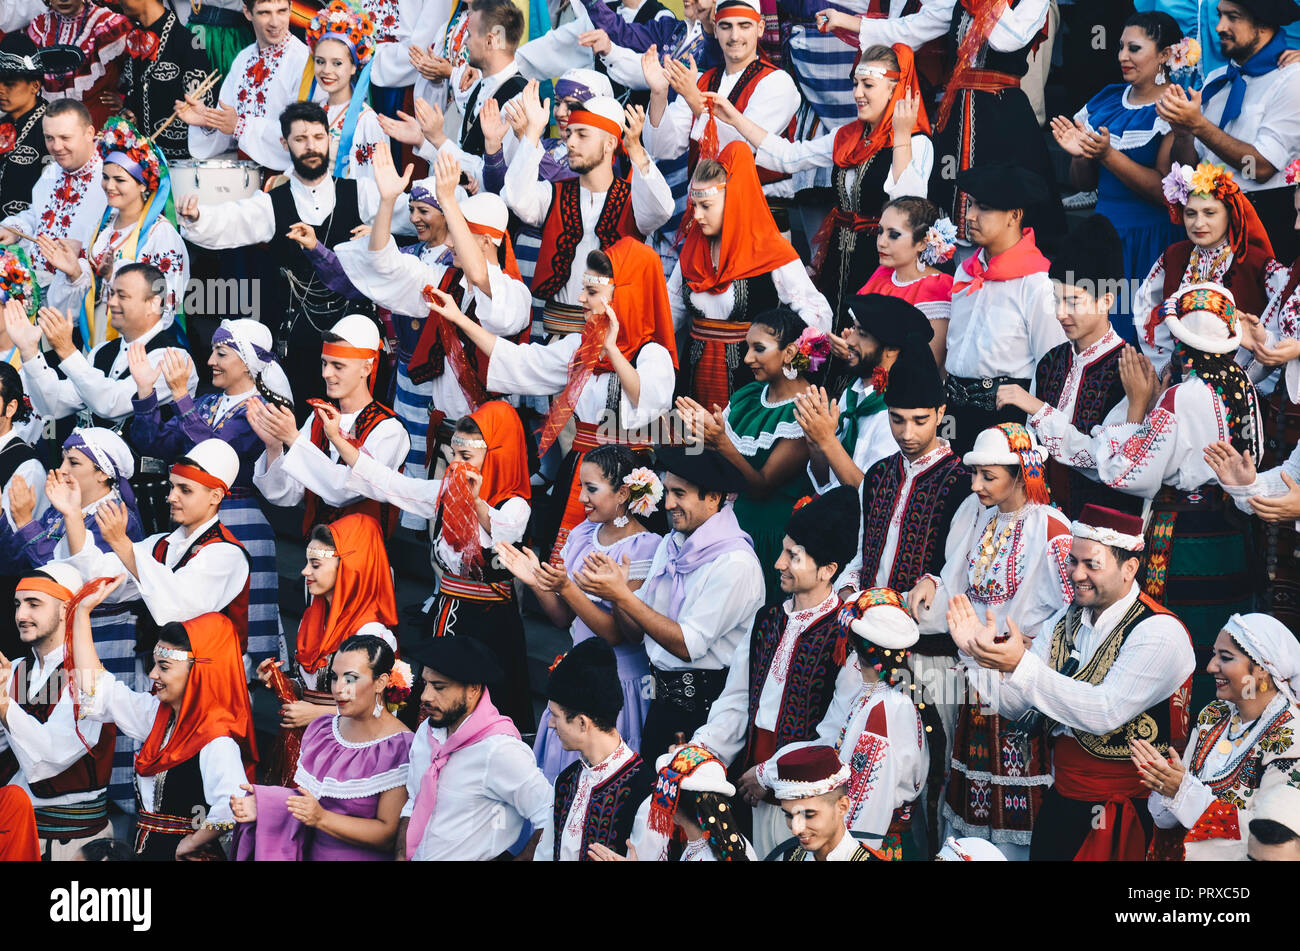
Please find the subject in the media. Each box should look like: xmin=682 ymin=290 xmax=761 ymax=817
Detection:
xmin=219 ymin=489 xmax=282 ymax=666
xmin=92 ymin=603 xmax=141 ymax=814
xmin=394 ymin=361 xmax=435 ymax=530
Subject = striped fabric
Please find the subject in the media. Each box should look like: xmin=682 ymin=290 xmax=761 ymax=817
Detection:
xmin=219 ymin=489 xmax=281 ymax=666
xmin=656 ymin=151 xmax=690 ymax=280
xmin=785 ymin=22 xmax=861 ymax=131
xmin=34 ymin=795 xmax=109 ymax=839
xmin=394 ymin=362 xmax=435 ymax=530
xmin=91 ymin=605 xmax=140 ymax=814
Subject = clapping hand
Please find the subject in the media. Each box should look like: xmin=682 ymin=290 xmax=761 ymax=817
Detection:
xmin=495 ymin=541 xmax=544 ymax=586
xmin=1203 ymin=440 xmax=1257 ymax=487
xmin=479 ymin=97 xmax=508 ymax=153
xmin=792 ymin=386 xmax=839 ymax=449
xmin=641 ymin=46 xmax=670 ymax=96
xmin=1155 ymin=84 xmax=1204 ymax=135
xmin=45 ymin=469 xmax=81 ymax=517
xmin=93 ymin=499 xmax=132 ymax=552
xmin=1118 ymin=345 xmax=1161 ymax=420
xmin=4 ymin=300 xmax=41 ymax=359
xmin=1049 ymin=115 xmax=1090 ymax=158
xmin=34 ymin=235 xmax=80 ymax=279
xmin=1130 ymin=737 xmax=1186 ymax=799
xmin=664 ymin=54 xmax=702 ymax=113
xmin=161 ymin=349 xmax=193 ymax=401
xmin=370 ymin=139 xmax=414 ymax=202
xmin=433 ymin=151 xmax=461 ymax=204
xmin=674 ymin=396 xmax=724 ymax=448
xmin=409 ymin=45 xmax=453 ymax=82
xmin=36 ymin=306 xmax=76 ymax=360
xmin=967 ymin=615 xmax=1026 ymax=672
xmin=8 ymin=475 xmax=35 ymax=528
xmin=128 ymin=341 xmax=163 ymax=398
xmin=573 ymin=551 xmax=632 ymax=601
xmin=519 ymin=80 xmax=551 ymax=142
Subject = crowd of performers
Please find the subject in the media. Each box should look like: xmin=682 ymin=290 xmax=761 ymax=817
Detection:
xmin=0 ymin=0 xmax=1299 ymax=863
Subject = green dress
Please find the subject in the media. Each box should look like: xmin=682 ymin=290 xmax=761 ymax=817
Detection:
xmin=724 ymin=382 xmax=813 ymax=604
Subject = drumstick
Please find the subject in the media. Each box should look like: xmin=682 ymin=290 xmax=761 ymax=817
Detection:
xmin=148 ymin=70 xmax=221 ymax=145
xmin=1 ymin=227 xmax=37 ymax=243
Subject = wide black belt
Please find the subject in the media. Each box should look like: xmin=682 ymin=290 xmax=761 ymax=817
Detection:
xmin=651 ymin=666 xmax=727 ymax=713
xmin=944 ymin=375 xmax=1030 ymax=412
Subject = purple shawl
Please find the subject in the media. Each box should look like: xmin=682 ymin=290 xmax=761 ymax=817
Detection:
xmin=640 ymin=506 xmax=755 ymax=617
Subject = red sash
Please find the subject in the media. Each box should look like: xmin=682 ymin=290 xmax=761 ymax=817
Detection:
xmin=1052 ymin=736 xmax=1149 ymax=861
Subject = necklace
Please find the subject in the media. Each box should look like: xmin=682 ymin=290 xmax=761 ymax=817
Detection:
xmin=1214 ymin=712 xmax=1256 ymax=756
xmin=971 ymin=514 xmax=1015 ymax=587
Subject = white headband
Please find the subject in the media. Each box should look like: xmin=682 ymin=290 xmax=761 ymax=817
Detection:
xmin=1070 ymin=521 xmax=1145 ymax=552
xmin=769 ymin=762 xmax=852 ymax=801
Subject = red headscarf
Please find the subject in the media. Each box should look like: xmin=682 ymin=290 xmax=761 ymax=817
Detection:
xmin=465 ymin=399 xmax=531 ymax=506
xmin=134 ymin=612 xmax=257 ymax=781
xmin=833 ymin=43 xmax=930 ymax=167
xmin=296 ymin=513 xmax=398 ymax=674
xmin=679 ymin=141 xmax=800 ymax=295
xmin=1165 ymin=174 xmax=1275 ymax=265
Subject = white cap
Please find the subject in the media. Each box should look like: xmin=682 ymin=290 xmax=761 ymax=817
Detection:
xmin=327 ymin=314 xmax=382 ymax=353
xmin=257 ymin=361 xmax=294 ymax=408
xmin=568 ymin=95 xmax=625 ymax=135
xmin=558 ymin=67 xmax=613 ymax=100
xmin=846 ymin=599 xmax=919 ymax=651
xmin=937 ymin=836 xmax=1008 ymax=861
xmin=714 ymin=0 xmax=762 ymax=18
xmin=963 ymin=425 xmax=1046 ymax=468
xmin=460 ymin=193 xmax=509 ymax=244
xmin=67 ymin=427 xmax=135 ymax=482
xmin=19 ymin=562 xmax=84 ymax=599
xmin=1162 ymin=281 xmax=1242 ymax=355
xmin=182 ymin=438 xmax=240 ymax=492
xmin=654 ymin=749 xmax=736 ymax=797
xmin=213 ymin=318 xmax=274 ymax=375
xmin=1251 ymin=784 xmax=1300 ymax=840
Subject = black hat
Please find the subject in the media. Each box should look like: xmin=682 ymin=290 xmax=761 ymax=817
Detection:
xmin=955 ymin=163 xmax=1048 ymax=211
xmin=402 ymin=635 xmax=502 ymax=687
xmin=884 ymin=343 xmax=947 ymax=410
xmin=654 ymin=446 xmax=748 ymax=493
xmin=546 ymin=637 xmax=623 ymax=722
xmin=1227 ymin=0 xmax=1300 ymax=25
xmin=0 ymin=34 xmax=83 ymax=80
xmin=785 ymin=486 xmax=860 ymax=572
xmin=845 ymin=294 xmax=934 ymax=347
xmin=1048 ymin=214 xmax=1125 ymax=294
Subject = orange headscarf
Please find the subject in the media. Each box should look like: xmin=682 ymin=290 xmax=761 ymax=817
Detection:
xmin=833 ymin=43 xmax=930 ymax=167
xmin=134 ymin=612 xmax=257 ymax=781
xmin=466 ymin=400 xmax=531 ymax=506
xmin=295 ymin=513 xmax=399 ymax=674
xmin=0 ymin=788 xmax=38 ymax=861
xmin=679 ymin=141 xmax=801 ymax=295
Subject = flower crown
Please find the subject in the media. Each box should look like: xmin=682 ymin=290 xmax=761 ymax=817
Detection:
xmin=0 ymin=248 xmax=41 ymax=317
xmin=1161 ymin=161 xmax=1238 ymax=209
xmin=383 ymin=659 xmax=413 ymax=712
xmin=790 ymin=327 xmax=832 ymax=374
xmin=97 ymin=116 xmax=162 ymax=195
xmin=623 ymin=466 xmax=664 ymax=516
xmin=1286 ymin=157 xmax=1300 ymax=186
xmin=308 ymin=0 xmax=377 ymax=65
xmin=1165 ymin=36 xmax=1200 ymax=78
xmin=918 ymin=216 xmax=957 ymax=266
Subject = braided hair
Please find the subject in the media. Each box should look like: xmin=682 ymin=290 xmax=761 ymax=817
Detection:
xmin=680 ymin=791 xmax=751 ymax=861
xmin=1176 ymin=343 xmax=1260 ymax=458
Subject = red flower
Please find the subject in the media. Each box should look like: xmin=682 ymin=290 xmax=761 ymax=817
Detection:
xmin=0 ymin=124 xmax=15 ymax=155
xmin=126 ymin=28 xmax=160 ymax=61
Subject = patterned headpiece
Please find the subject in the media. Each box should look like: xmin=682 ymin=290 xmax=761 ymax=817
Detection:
xmin=647 ymin=745 xmax=730 ymax=835
xmin=307 ymin=0 xmax=377 ymax=65
xmin=835 ymin=587 xmax=917 ymax=673
xmin=98 ymin=116 xmax=163 ymax=195
xmin=1160 ymin=281 xmax=1241 ymax=354
xmin=1071 ymin=504 xmax=1145 ymax=552
xmin=1160 ymin=161 xmax=1239 ymax=220
xmin=963 ymin=423 xmax=1050 ymax=505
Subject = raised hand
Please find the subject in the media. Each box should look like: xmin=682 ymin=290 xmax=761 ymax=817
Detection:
xmin=286 ymin=222 xmax=318 ymax=252
xmin=370 ymin=139 xmax=414 ymax=202
xmin=1119 ymin=345 xmax=1160 ymax=420
xmin=1203 ymin=441 xmax=1256 ymax=487
xmin=35 ymin=234 xmax=80 ymax=279
xmin=502 ymin=97 xmax=529 ymax=139
xmin=641 ymin=46 xmax=669 ymax=96
xmin=479 ymin=97 xmax=508 ymax=153
xmin=94 ymin=499 xmax=132 ymax=551
xmin=519 ymin=80 xmax=551 ymax=142
xmin=494 ymin=541 xmax=543 ymax=587
xmin=376 ymin=109 xmax=424 ymax=146
xmin=413 ymin=97 xmax=447 ymax=147
xmin=8 ymin=475 xmax=35 ymax=528
xmin=36 ymin=307 xmax=76 ymax=360
xmin=946 ymin=593 xmax=995 ymax=655
xmin=891 ymin=88 xmax=920 ymax=141
xmin=578 ymin=28 xmax=612 ymax=55
xmin=792 ymin=386 xmax=839 ymax=448
xmin=45 ymin=469 xmax=81 ymax=517
xmin=4 ymin=299 xmax=42 ymax=359
xmin=75 ymin=573 xmax=126 ymax=615
xmin=623 ymin=104 xmax=648 ymax=160
xmin=433 ymin=151 xmax=461 ymax=203
xmin=162 ymin=349 xmax=193 ymax=400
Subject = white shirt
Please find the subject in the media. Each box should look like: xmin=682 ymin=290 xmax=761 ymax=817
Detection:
xmin=0 ymin=0 xmax=44 ymax=32
xmin=0 ymin=429 xmax=47 ymax=530
xmin=691 ymin=593 xmax=860 ymax=765
xmin=20 ymin=320 xmax=198 ymax=424
xmin=534 ymin=739 xmax=638 ymax=861
xmin=0 ymin=645 xmax=106 ymax=809
xmin=64 ymin=515 xmax=251 ymax=625
xmin=1197 ymin=61 xmax=1300 ymax=192
xmin=755 ymin=131 xmax=933 ymax=200
xmin=433 ymin=60 xmax=524 ymax=182
xmin=635 ymin=516 xmax=765 ymax=671
xmin=1225 ymin=439 xmax=1300 ymax=530
xmin=253 ymin=407 xmax=411 ymax=508
xmin=400 ymin=722 xmax=553 ymax=861
xmin=946 ymin=251 xmax=1064 ymax=380
xmin=809 ymin=378 xmax=897 ymax=494
xmin=805 ymin=830 xmax=864 ymax=861
xmin=835 ymin=441 xmax=955 ymax=592
xmin=180 ymin=173 xmax=380 ymax=248
xmin=669 ymin=257 xmax=833 ymax=335
xmin=855 ymin=0 xmax=1048 ymax=53
xmin=1 ymin=156 xmax=107 ymax=287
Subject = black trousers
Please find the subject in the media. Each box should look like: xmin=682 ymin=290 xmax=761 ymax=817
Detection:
xmin=639 ymin=684 xmax=726 ymax=761
xmin=1029 ymin=787 xmax=1154 ymax=861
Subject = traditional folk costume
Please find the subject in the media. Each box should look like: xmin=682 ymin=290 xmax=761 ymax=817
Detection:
xmin=670 ymin=142 xmax=832 ymax=410
xmin=189 ymin=35 xmax=320 ymax=171
xmin=120 ymin=8 xmax=215 ymax=161
xmin=400 ymin=636 xmax=552 ymax=861
xmin=760 ymin=589 xmax=930 ymax=859
xmin=0 ymin=0 xmax=44 ymax=34
xmin=0 ymin=35 xmax=78 ymax=219
xmin=370 ymin=0 xmax=472 ymax=137
xmin=253 ymin=314 xmax=410 ymax=535
xmin=25 ymin=1 xmax=130 ymax=128
xmin=434 ymin=59 xmax=528 ymax=185
xmin=962 ymin=506 xmax=1195 ymax=860
xmin=344 ymin=401 xmax=536 ymax=731
xmin=76 ymin=612 xmax=256 ymax=860
xmin=753 ymin=43 xmax=933 ymax=329
xmin=503 ymin=97 xmax=674 ymax=339
xmin=0 ymin=152 xmax=106 ymax=290
xmin=635 ymin=448 xmax=765 ymax=760
xmin=691 ymin=487 xmax=861 ymax=858
xmin=1150 ymin=613 xmax=1300 ymax=861
xmin=765 ymin=744 xmax=891 ymax=860
xmin=916 ymin=424 xmax=1073 ymax=858
xmin=336 ymin=189 xmax=531 ymax=531
xmin=533 ymin=519 xmax=660 ymax=781
xmin=0 ymin=564 xmax=115 ymax=859
xmin=0 ymin=787 xmax=38 ymax=860
xmin=942 ymin=165 xmax=1065 ymax=454
xmin=234 ymin=714 xmax=413 ymax=861
xmin=1050 ymin=282 xmax=1261 ymax=712
xmin=186 ymin=0 xmax=254 ymax=79
xmin=485 ymin=236 xmax=676 ymax=564
xmin=131 ymin=321 xmax=292 ymax=667
xmin=264 ymin=513 xmax=398 ymax=786
xmin=856 ymin=265 xmax=954 ymax=325
xmin=45 ymin=117 xmax=189 ymax=352
xmin=852 ymin=0 xmax=1065 ymax=252
xmin=0 ymin=429 xmax=141 ymax=812
xmin=536 ymin=639 xmax=652 ymax=861
xmin=628 ymin=745 xmax=757 ymax=860
xmin=642 ymin=0 xmax=800 ymax=201
xmin=1026 ymin=215 xmax=1145 ymax=521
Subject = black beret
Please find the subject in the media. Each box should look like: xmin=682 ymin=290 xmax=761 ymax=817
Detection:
xmin=547 ymin=637 xmax=623 ymax=721
xmin=654 ymin=446 xmax=748 ymax=493
xmin=845 ymin=294 xmax=934 ymax=347
xmin=884 ymin=343 xmax=947 ymax=410
xmin=1049 ymin=214 xmax=1126 ymax=292
xmin=1227 ymin=0 xmax=1300 ymax=25
xmin=402 ymin=635 xmax=502 ymax=687
xmin=785 ymin=486 xmax=860 ymax=572
xmin=955 ymin=163 xmax=1048 ymax=211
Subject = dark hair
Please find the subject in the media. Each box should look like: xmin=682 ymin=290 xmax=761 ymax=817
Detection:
xmin=336 ymin=633 xmax=396 ymax=679
xmin=0 ymin=362 xmax=30 ymax=424
xmin=554 ymin=701 xmax=618 ymax=733
xmin=243 ymin=0 xmax=288 ymax=9
xmin=582 ymin=444 xmax=639 ymax=490
xmin=883 ymin=196 xmax=942 ymax=244
xmin=751 ymin=305 xmax=806 ymax=349
xmin=1123 ymin=10 xmax=1184 ymax=51
xmin=78 ymin=838 xmax=134 ymax=861
xmin=114 ymin=261 xmax=165 ymax=301
xmin=279 ymin=100 xmax=329 ymax=139
xmin=454 ymin=416 xmax=484 ymax=439
xmin=1249 ymin=817 xmax=1300 ymax=846
xmin=684 ymin=791 xmax=750 ymax=861
xmin=157 ymin=621 xmax=192 ymax=652
xmin=858 ymin=44 xmax=900 ymax=74
xmin=586 ymin=249 xmax=614 ymax=279
xmin=308 ymin=524 xmax=336 ymax=548
xmin=1108 ymin=545 xmax=1143 ymax=569
xmin=692 ymin=158 xmax=726 ymax=185
xmin=44 ymin=99 xmax=92 ymax=127
xmin=470 ymin=0 xmax=525 ymax=47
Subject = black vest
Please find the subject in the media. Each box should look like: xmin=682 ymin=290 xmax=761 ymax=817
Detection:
xmin=946 ymin=0 xmax=1039 ymax=78
xmin=89 ymin=324 xmax=184 ymax=433
xmin=459 ymin=74 xmax=529 ymax=155
xmin=683 ymin=270 xmax=780 ymax=326
xmin=135 ymin=752 xmax=209 ymax=861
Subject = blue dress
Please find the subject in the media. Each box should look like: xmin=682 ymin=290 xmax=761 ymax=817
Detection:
xmin=1075 ymin=84 xmax=1185 ymax=343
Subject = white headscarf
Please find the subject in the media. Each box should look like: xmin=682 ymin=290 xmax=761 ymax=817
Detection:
xmin=211 ymin=318 xmax=275 ymax=378
xmin=1223 ymin=614 xmax=1300 ymax=705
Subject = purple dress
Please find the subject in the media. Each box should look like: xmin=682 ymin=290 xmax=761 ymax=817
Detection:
xmin=533 ymin=521 xmax=661 ymax=781
xmin=234 ymin=716 xmax=413 ymax=861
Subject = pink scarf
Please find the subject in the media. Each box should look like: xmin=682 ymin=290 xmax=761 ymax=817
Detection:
xmin=404 ymin=689 xmax=520 ymax=858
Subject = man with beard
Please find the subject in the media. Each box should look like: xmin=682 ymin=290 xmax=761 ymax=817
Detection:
xmin=503 ymin=86 xmax=673 ymax=339
xmin=179 ymin=101 xmax=378 ymax=409
xmin=398 ymin=636 xmax=552 ymax=861
xmin=794 ymin=294 xmax=933 ymax=492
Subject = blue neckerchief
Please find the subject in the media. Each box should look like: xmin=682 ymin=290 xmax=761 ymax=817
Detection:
xmin=1201 ymin=31 xmax=1286 ymax=129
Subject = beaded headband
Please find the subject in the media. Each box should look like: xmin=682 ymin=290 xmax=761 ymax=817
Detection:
xmin=689 ymin=182 xmax=726 ymax=200
xmin=305 ymin=545 xmax=338 ymax=560
xmin=450 ymin=435 xmax=488 ymax=450
xmin=154 ymin=646 xmax=193 ymax=662
xmin=854 ymin=63 xmax=900 ymax=80
xmin=583 ymin=274 xmax=613 ymax=287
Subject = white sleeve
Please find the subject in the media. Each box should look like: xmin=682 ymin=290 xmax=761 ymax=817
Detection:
xmin=832 ymin=480 xmax=867 ymax=593
xmin=857 ymin=0 xmax=954 ymax=48
xmin=178 ymin=192 xmax=277 ymax=249
xmin=533 ymin=811 xmax=556 ymax=861
xmin=485 ymin=335 xmax=581 ymax=396
xmin=252 ymin=431 xmax=308 ymax=508
xmin=501 ymin=138 xmax=554 ymax=228
xmin=728 ymin=71 xmax=799 ymax=146
xmin=643 ymin=94 xmax=693 ymax=161
xmin=514 ymin=16 xmax=595 ymax=79
xmin=198 ymin=736 xmax=247 ymax=828
xmin=688 ymin=632 xmax=753 ymax=765
xmin=1030 ymin=402 xmax=1104 ymax=473
xmin=472 ymin=269 xmax=533 ymax=336
xmin=754 ymin=131 xmax=836 ymax=175
xmin=275 ymin=420 xmax=410 ymax=507
xmin=1249 ymin=64 xmax=1300 ymax=174
xmin=883 ymin=135 xmax=933 ymax=199
xmin=483 ymin=740 xmax=555 ymax=828
xmin=619 ymin=343 xmax=676 ymax=430
xmin=487 ymin=496 xmax=530 ymax=546
xmin=602 ymin=44 xmax=649 ymax=89
xmin=668 ymin=262 xmax=687 ymax=332
xmin=629 ymin=157 xmax=675 ymax=236
xmin=435 ymin=137 xmax=486 ymax=188
xmin=335 ymin=235 xmax=438 ymax=317
xmin=1024 ymin=274 xmax=1068 ymax=364
xmin=132 ymin=539 xmax=250 ymax=625
xmin=344 ymin=449 xmax=443 ymax=519
xmin=19 ymin=352 xmax=88 ymax=420
xmin=1134 ymin=254 xmax=1173 ymax=372
xmin=2 ymin=692 xmax=103 ymax=783
xmin=58 ymin=345 xmax=189 ymax=421
xmin=1152 ymin=770 xmax=1219 ymax=831
xmin=772 ymin=259 xmax=833 ymax=334
xmin=915 ymin=493 xmax=980 ymax=634
xmin=988 ymin=0 xmax=1048 ymax=52
xmin=44 ymin=259 xmax=93 ymax=319
xmin=672 ymin=552 xmax=765 ymax=663
xmin=77 ymin=669 xmax=161 ymax=741
xmin=400 ymin=727 xmax=429 ymax=818
xmin=1224 ymin=443 xmax=1300 ymax=513
xmin=1090 ymin=384 xmax=1223 ymax=495
xmin=60 ymin=538 xmax=144 ymax=604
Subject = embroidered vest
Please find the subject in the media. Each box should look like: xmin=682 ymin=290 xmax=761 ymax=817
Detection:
xmin=302 ymin=400 xmax=401 ymax=536
xmin=774 ymin=833 xmax=887 ymax=861
xmin=1159 ymin=239 xmax=1272 ymax=326
xmin=135 ymin=751 xmax=207 ymax=860
xmin=691 ymin=58 xmax=796 ymax=186
xmin=531 ymin=175 xmax=641 ymax=302
xmin=550 ymin=754 xmax=650 ymax=860
xmin=1046 ymin=593 xmax=1194 ymax=760
xmin=1186 ymin=700 xmax=1295 ymax=801
xmin=149 ymin=521 xmax=251 ymax=653
xmin=0 ymin=658 xmax=116 ymax=799
xmin=944 ymin=0 xmax=1042 ymax=79
xmin=684 ymin=270 xmax=780 ymax=327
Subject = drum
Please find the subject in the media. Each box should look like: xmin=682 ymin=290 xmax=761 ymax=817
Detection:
xmin=169 ymin=158 xmax=261 ymax=205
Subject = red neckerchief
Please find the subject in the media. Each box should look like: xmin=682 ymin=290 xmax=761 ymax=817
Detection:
xmin=952 ymin=228 xmax=1050 ymax=295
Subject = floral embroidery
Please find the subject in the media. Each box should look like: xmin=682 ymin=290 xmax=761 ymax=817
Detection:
xmin=353 ymin=142 xmax=376 ymax=167
xmin=33 ymin=157 xmax=101 ymax=273
xmin=234 ymin=40 xmax=287 ymax=118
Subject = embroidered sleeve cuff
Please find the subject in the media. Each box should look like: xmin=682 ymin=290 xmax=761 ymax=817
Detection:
xmin=1168 ymin=772 xmax=1218 ymax=830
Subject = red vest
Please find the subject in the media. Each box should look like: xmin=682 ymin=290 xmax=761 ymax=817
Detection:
xmin=531 ymin=175 xmax=640 ymax=301
xmin=153 ymin=521 xmax=251 ymax=654
xmin=303 ymin=400 xmax=402 ymax=537
xmin=693 ymin=57 xmax=797 ymax=186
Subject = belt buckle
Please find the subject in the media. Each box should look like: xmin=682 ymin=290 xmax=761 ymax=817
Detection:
xmin=982 ymin=378 xmax=993 ymax=389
